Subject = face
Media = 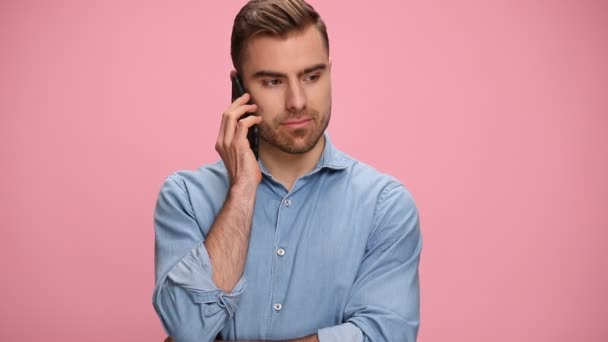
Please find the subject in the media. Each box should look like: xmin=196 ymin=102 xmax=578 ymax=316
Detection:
xmin=240 ymin=24 xmax=332 ymax=154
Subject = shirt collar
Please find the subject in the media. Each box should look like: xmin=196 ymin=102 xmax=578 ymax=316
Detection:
xmin=258 ymin=132 xmax=352 ymax=177
xmin=315 ymin=132 xmax=352 ymax=171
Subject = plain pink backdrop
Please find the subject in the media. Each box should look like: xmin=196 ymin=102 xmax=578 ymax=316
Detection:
xmin=1 ymin=0 xmax=607 ymax=341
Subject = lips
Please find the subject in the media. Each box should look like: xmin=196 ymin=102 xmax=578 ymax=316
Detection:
xmin=281 ymin=118 xmax=312 ymax=127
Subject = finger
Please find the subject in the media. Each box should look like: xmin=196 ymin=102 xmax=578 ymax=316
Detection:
xmin=227 ymin=92 xmax=252 ymax=112
xmin=222 ymin=104 xmax=258 ymax=146
xmin=234 ymin=115 xmax=263 ymax=145
xmin=238 ymin=114 xmax=263 ymax=127
xmin=216 ymin=110 xmax=228 ymax=150
xmin=217 ymin=102 xmax=254 ymax=151
xmin=225 ymin=103 xmax=257 ymax=121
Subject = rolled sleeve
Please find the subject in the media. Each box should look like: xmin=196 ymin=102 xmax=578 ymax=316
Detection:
xmin=318 ymin=322 xmax=364 ymax=342
xmin=167 ymin=242 xmax=246 ymax=319
xmin=152 ymin=175 xmax=245 ymax=342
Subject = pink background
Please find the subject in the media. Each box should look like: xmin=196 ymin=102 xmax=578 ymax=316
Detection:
xmin=1 ymin=0 xmax=607 ymax=341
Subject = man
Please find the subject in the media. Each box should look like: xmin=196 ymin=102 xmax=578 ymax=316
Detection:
xmin=153 ymin=1 xmax=422 ymax=341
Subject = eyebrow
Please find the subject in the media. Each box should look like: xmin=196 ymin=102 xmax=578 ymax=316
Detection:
xmin=252 ymin=63 xmax=327 ymax=79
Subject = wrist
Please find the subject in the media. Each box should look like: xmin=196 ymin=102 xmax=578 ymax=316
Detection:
xmin=229 ymin=181 xmax=258 ymax=199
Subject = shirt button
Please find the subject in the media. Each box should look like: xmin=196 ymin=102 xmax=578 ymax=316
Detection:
xmin=283 ymin=198 xmax=291 ymax=207
xmin=273 ymin=303 xmax=282 ymax=311
xmin=277 ymin=248 xmax=285 ymax=256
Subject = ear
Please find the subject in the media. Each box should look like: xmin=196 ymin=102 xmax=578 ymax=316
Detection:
xmin=230 ymin=69 xmax=237 ymax=79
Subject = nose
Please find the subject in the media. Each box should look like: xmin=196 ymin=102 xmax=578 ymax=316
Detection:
xmin=285 ymin=79 xmax=307 ymax=112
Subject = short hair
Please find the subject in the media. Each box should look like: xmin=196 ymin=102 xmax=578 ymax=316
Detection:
xmin=231 ymin=0 xmax=329 ymax=73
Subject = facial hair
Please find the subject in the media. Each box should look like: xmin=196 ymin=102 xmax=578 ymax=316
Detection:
xmin=258 ymin=106 xmax=331 ymax=154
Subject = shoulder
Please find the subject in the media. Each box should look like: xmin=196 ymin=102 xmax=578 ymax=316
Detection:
xmin=165 ymin=160 xmax=229 ymax=193
xmin=337 ymin=149 xmax=412 ymax=198
xmin=156 ymin=161 xmax=230 ymax=214
xmin=335 ymin=149 xmax=418 ymax=217
xmin=331 ymin=149 xmax=419 ymax=238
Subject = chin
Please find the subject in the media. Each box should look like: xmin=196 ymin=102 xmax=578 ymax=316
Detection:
xmin=261 ymin=112 xmax=330 ymax=155
xmin=264 ymin=131 xmax=323 ymax=155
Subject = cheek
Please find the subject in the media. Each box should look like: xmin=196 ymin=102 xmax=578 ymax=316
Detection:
xmin=251 ymin=86 xmax=283 ymax=110
xmin=310 ymin=82 xmax=331 ymax=111
xmin=254 ymin=98 xmax=282 ymax=124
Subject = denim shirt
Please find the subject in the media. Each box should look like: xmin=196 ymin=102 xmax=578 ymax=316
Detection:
xmin=153 ymin=135 xmax=422 ymax=342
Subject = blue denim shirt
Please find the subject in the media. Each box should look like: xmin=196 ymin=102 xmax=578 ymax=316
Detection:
xmin=153 ymin=135 xmax=422 ymax=342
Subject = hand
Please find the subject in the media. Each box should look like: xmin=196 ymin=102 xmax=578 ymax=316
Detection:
xmin=215 ymin=93 xmax=263 ymax=188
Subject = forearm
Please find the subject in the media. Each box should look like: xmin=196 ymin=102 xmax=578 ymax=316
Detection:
xmin=204 ymin=183 xmax=257 ymax=292
xmin=164 ymin=334 xmax=318 ymax=342
xmin=286 ymin=335 xmax=318 ymax=342
xmin=214 ymin=334 xmax=318 ymax=342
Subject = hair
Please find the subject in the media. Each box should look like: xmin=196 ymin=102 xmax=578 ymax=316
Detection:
xmin=231 ymin=0 xmax=329 ymax=73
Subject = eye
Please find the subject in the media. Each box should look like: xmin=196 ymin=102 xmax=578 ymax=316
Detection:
xmin=304 ymin=73 xmax=321 ymax=82
xmin=263 ymin=79 xmax=282 ymax=87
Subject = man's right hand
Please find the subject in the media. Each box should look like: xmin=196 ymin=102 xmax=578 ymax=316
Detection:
xmin=204 ymin=92 xmax=263 ymax=293
xmin=215 ymin=92 xmax=263 ymax=188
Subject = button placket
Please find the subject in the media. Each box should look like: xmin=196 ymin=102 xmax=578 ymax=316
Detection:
xmin=272 ymin=195 xmax=292 ymax=319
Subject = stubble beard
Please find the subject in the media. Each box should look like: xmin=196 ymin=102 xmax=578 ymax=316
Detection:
xmin=258 ymin=106 xmax=331 ymax=154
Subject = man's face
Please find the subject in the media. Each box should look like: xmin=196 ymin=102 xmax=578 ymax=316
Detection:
xmin=240 ymin=24 xmax=331 ymax=154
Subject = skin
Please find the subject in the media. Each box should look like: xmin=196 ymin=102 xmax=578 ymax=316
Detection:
xmin=242 ymin=24 xmax=332 ymax=191
xmin=183 ymin=24 xmax=330 ymax=342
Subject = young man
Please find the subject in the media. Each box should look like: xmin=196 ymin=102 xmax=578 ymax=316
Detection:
xmin=153 ymin=1 xmax=422 ymax=341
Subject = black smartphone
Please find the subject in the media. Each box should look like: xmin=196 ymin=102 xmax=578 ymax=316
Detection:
xmin=231 ymin=74 xmax=259 ymax=160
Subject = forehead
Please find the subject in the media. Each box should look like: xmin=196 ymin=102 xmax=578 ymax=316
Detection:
xmin=242 ymin=25 xmax=329 ymax=76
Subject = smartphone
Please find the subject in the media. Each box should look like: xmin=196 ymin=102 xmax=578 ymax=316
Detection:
xmin=231 ymin=74 xmax=259 ymax=160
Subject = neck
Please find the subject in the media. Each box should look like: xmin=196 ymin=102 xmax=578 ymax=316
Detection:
xmin=259 ymin=135 xmax=326 ymax=191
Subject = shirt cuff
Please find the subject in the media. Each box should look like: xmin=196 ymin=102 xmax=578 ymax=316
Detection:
xmin=167 ymin=241 xmax=246 ymax=318
xmin=318 ymin=322 xmax=364 ymax=342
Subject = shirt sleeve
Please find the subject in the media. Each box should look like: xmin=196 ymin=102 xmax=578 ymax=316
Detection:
xmin=152 ymin=175 xmax=246 ymax=342
xmin=343 ymin=183 xmax=422 ymax=342
xmin=318 ymin=322 xmax=364 ymax=342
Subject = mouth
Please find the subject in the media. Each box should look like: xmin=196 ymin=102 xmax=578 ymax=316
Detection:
xmin=281 ymin=117 xmax=312 ymax=129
